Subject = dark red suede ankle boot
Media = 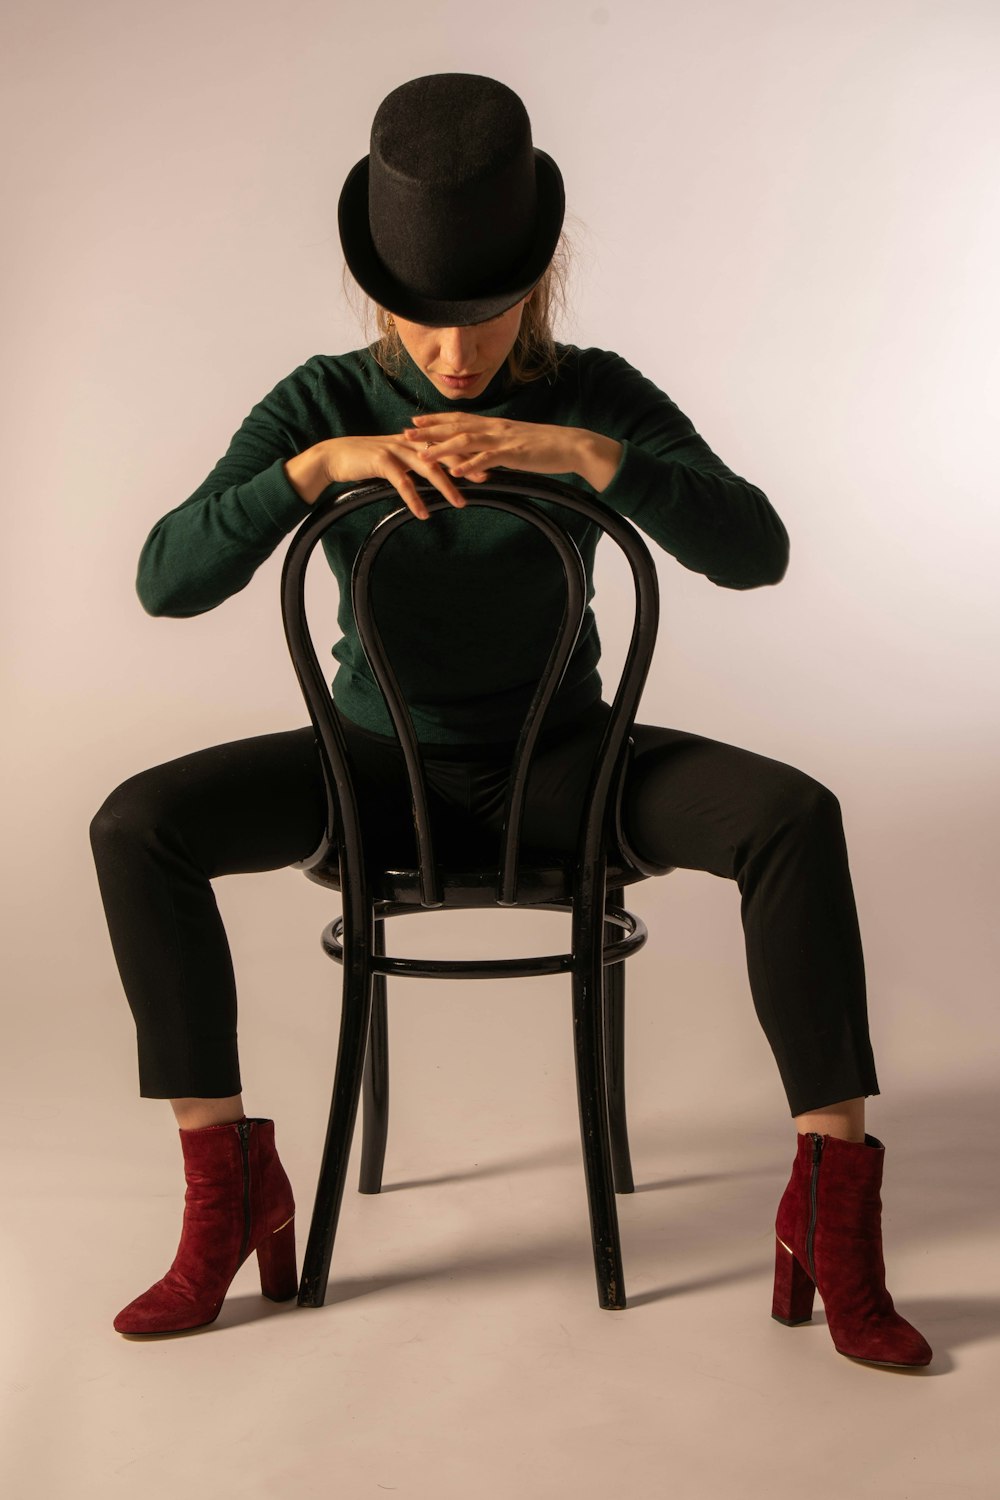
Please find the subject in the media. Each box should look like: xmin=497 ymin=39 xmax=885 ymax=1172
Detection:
xmin=114 ymin=1115 xmax=298 ymax=1336
xmin=772 ymin=1131 xmax=932 ymax=1368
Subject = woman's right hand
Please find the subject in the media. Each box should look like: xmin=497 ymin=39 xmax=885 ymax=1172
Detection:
xmin=319 ymin=434 xmax=490 ymax=522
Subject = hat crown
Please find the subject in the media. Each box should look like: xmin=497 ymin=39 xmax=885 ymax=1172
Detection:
xmin=373 ymin=73 xmax=530 ymax=188
xmin=369 ymin=74 xmax=536 ymax=300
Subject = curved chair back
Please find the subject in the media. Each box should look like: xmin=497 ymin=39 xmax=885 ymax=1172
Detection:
xmin=280 ymin=472 xmax=663 ymax=912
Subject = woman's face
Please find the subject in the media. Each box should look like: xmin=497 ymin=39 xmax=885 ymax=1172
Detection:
xmin=390 ymin=295 xmax=531 ymax=400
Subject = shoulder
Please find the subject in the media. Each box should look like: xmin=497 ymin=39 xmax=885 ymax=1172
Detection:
xmin=303 ymin=345 xmax=382 ymax=386
xmin=262 ymin=346 xmax=383 ymax=399
xmin=551 ymin=342 xmax=672 ymax=402
xmin=551 ymin=342 xmax=697 ymax=444
xmin=536 ymin=341 xmax=638 ymax=398
xmin=553 ymin=341 xmax=684 ymax=405
xmin=247 ymin=347 xmax=385 ymax=436
xmin=289 ymin=348 xmax=374 ymax=402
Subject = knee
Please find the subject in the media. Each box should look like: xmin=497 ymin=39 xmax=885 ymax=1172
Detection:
xmin=764 ymin=768 xmax=843 ymax=835
xmin=89 ymin=771 xmax=168 ymax=862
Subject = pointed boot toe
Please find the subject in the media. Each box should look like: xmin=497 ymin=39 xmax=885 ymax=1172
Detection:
xmin=833 ymin=1313 xmax=933 ymax=1369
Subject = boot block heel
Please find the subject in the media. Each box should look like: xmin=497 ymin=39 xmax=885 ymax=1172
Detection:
xmin=771 ymin=1235 xmax=816 ymax=1325
xmin=257 ymin=1213 xmax=298 ymax=1301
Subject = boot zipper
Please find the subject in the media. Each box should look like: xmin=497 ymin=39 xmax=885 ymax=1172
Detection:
xmin=806 ymin=1132 xmax=824 ymax=1281
xmin=237 ymin=1119 xmax=251 ymax=1264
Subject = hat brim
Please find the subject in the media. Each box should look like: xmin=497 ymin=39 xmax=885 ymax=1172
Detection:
xmin=338 ymin=149 xmax=565 ymax=327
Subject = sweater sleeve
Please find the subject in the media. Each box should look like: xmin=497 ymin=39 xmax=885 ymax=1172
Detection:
xmin=580 ymin=347 xmax=789 ymax=589
xmin=136 ymin=360 xmax=329 ymax=617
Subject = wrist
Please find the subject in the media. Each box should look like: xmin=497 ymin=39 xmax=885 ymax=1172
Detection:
xmin=574 ymin=430 xmax=624 ymax=494
xmin=282 ymin=443 xmax=333 ymax=505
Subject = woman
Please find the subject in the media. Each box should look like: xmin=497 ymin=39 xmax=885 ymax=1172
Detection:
xmin=90 ymin=72 xmax=931 ymax=1366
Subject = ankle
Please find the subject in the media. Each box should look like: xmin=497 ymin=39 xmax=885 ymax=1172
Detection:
xmin=170 ymin=1095 xmax=245 ymax=1131
xmin=798 ymin=1129 xmax=866 ymax=1145
xmin=793 ymin=1095 xmax=865 ymax=1144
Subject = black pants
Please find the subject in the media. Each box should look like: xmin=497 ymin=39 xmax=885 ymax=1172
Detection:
xmin=89 ymin=701 xmax=880 ymax=1117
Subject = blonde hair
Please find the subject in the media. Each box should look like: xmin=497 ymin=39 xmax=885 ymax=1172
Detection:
xmin=341 ymin=223 xmax=576 ymax=387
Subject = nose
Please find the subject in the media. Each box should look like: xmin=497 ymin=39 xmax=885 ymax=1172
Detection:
xmin=436 ymin=327 xmax=479 ymax=373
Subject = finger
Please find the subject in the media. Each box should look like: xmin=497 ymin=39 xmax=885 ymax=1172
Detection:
xmin=414 ymin=452 xmax=467 ymax=508
xmin=401 ymin=426 xmax=470 ymax=447
xmin=386 ymin=459 xmax=433 ymax=520
xmin=419 ymin=440 xmax=480 ymax=475
xmin=408 ymin=413 xmax=465 ymax=429
xmin=451 ymin=450 xmax=494 ymax=476
xmin=403 ymin=418 xmax=482 ymax=441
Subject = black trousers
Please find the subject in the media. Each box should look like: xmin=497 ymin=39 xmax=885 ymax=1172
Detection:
xmin=89 ymin=700 xmax=880 ymax=1117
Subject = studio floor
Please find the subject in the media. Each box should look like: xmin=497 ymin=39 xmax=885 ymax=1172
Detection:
xmin=2 ymin=1072 xmax=995 ymax=1499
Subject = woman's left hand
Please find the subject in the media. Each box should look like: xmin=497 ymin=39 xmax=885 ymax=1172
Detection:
xmin=399 ymin=413 xmax=584 ymax=482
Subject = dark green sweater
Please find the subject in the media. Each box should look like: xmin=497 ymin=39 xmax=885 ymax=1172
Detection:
xmin=137 ymin=342 xmax=789 ymax=744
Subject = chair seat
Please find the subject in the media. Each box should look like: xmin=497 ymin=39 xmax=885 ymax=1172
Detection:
xmin=303 ymin=846 xmax=667 ymax=909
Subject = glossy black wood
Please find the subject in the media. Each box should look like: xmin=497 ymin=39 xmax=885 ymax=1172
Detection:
xmin=358 ymin=917 xmax=389 ymax=1196
xmin=280 ymin=473 xmax=675 ymax=1311
xmin=604 ymin=884 xmax=634 ymax=1194
xmin=319 ymin=898 xmax=647 ymax=976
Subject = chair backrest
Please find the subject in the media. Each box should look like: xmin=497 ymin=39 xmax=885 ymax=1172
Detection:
xmin=280 ymin=472 xmax=660 ymax=910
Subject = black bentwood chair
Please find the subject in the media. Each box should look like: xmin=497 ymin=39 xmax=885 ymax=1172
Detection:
xmin=280 ymin=472 xmax=675 ymax=1311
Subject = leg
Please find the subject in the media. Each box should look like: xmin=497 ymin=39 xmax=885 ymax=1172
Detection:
xmin=358 ymin=917 xmax=389 ymax=1194
xmin=92 ymin=720 xmax=432 ymax=1334
xmin=90 ymin=728 xmax=328 ymax=1334
xmin=475 ymin=705 xmax=878 ymax=1130
xmin=89 ymin=727 xmax=328 ymax=1101
xmin=603 ymin=884 xmax=634 ymax=1191
xmin=616 ymin=721 xmax=880 ymax=1127
xmin=514 ymin=710 xmax=929 ymax=1365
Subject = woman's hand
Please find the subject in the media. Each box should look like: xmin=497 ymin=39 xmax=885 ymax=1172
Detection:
xmin=400 ymin=414 xmax=585 ymax=485
xmin=317 ymin=419 xmax=619 ymax=523
xmin=320 ymin=434 xmax=470 ymax=522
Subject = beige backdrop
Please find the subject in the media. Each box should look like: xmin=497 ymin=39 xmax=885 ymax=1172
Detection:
xmin=2 ymin=1 xmax=997 ymax=1496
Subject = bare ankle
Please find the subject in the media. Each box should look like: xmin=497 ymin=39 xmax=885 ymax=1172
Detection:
xmin=793 ymin=1096 xmax=866 ymax=1143
xmin=170 ymin=1095 xmax=245 ymax=1130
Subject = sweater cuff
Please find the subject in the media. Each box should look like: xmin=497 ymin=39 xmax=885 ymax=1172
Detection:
xmin=237 ymin=455 xmax=319 ymax=541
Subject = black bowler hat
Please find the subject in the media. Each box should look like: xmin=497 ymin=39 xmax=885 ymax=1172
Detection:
xmin=338 ymin=72 xmax=565 ymax=327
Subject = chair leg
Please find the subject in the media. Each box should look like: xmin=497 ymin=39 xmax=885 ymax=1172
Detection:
xmin=298 ymin=905 xmax=375 ymax=1308
xmin=603 ymin=885 xmax=635 ymax=1194
xmin=571 ymin=885 xmax=627 ymax=1310
xmin=359 ymin=918 xmax=389 ymax=1194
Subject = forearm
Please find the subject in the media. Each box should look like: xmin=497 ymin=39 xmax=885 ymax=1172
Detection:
xmin=575 ymin=347 xmax=789 ymax=588
xmin=137 ymin=456 xmax=315 ymax=616
xmin=597 ymin=438 xmax=789 ymax=588
xmin=570 ymin=427 xmax=786 ymax=589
